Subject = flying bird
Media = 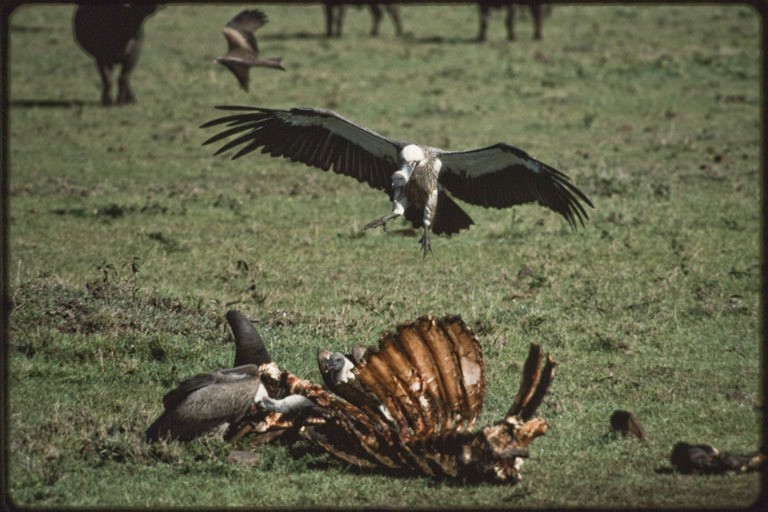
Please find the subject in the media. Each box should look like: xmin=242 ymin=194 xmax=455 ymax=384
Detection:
xmin=216 ymin=9 xmax=285 ymax=91
xmin=201 ymin=107 xmax=593 ymax=256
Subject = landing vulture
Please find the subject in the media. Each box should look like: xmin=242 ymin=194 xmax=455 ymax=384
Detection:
xmin=201 ymin=106 xmax=593 ymax=256
xmin=216 ymin=10 xmax=285 ymax=92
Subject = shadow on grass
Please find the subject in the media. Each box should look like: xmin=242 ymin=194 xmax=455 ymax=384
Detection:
xmin=258 ymin=32 xmax=327 ymax=41
xmin=9 ymin=99 xmax=99 ymax=108
xmin=407 ymin=35 xmax=480 ymax=45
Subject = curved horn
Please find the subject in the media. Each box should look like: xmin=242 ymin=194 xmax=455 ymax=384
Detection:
xmin=226 ymin=310 xmax=272 ymax=366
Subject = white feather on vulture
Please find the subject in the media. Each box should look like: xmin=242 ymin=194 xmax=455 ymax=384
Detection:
xmin=201 ymin=106 xmax=593 ymax=256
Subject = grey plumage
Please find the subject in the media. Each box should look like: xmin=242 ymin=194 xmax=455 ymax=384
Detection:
xmin=216 ymin=9 xmax=285 ymax=92
xmin=145 ymin=365 xmax=266 ymax=442
xmin=201 ymin=106 xmax=593 ymax=256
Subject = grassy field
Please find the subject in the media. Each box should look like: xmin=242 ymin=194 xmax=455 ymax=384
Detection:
xmin=5 ymin=3 xmax=763 ymax=508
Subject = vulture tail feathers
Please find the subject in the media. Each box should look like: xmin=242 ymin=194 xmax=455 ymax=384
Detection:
xmin=402 ymin=192 xmax=474 ymax=236
xmin=432 ymin=191 xmax=475 ymax=236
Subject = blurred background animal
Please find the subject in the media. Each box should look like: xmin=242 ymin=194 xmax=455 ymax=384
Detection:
xmin=73 ymin=3 xmax=157 ymax=106
xmin=477 ymin=1 xmax=551 ymax=42
xmin=215 ymin=9 xmax=285 ymax=92
xmin=324 ymin=2 xmax=403 ymax=37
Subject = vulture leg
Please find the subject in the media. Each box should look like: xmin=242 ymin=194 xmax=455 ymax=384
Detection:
xmin=362 ymin=212 xmax=401 ymax=232
xmin=419 ymin=228 xmax=432 ymax=258
xmin=362 ymin=189 xmax=408 ymax=232
xmin=419 ymin=189 xmax=437 ymax=257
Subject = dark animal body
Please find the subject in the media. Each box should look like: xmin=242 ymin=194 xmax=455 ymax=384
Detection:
xmin=477 ymin=1 xmax=551 ymax=42
xmin=324 ymin=2 xmax=403 ymax=37
xmin=670 ymin=442 xmax=766 ymax=475
xmin=73 ymin=4 xmax=157 ymax=106
xmin=201 ymin=106 xmax=593 ymax=256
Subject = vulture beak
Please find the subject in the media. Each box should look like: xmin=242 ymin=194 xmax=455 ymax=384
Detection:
xmin=392 ymin=162 xmax=415 ymax=188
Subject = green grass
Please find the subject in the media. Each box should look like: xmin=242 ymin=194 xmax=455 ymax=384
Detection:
xmin=6 ymin=3 xmax=762 ymax=508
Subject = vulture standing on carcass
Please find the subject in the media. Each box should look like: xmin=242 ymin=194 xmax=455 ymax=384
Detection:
xmin=145 ymin=310 xmax=283 ymax=442
xmin=215 ymin=9 xmax=285 ymax=92
xmin=144 ymin=364 xmax=268 ymax=442
xmin=201 ymin=107 xmax=593 ymax=256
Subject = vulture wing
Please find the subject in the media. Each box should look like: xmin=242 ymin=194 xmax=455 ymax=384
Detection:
xmin=438 ymin=143 xmax=593 ymax=228
xmin=226 ymin=9 xmax=268 ymax=34
xmin=222 ymin=25 xmax=258 ymax=55
xmin=161 ymin=365 xmax=262 ymax=410
xmin=216 ymin=57 xmax=251 ymax=91
xmin=201 ymin=107 xmax=403 ymax=193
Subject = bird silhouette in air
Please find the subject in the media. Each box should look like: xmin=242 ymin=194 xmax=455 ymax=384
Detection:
xmin=216 ymin=10 xmax=285 ymax=91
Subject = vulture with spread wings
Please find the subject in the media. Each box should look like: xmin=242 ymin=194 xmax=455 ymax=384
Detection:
xmin=216 ymin=10 xmax=285 ymax=91
xmin=201 ymin=106 xmax=593 ymax=256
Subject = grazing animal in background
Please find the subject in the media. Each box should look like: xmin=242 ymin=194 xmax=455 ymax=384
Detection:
xmin=215 ymin=9 xmax=285 ymax=92
xmin=324 ymin=3 xmax=403 ymax=37
xmin=201 ymin=106 xmax=593 ymax=257
xmin=73 ymin=3 xmax=157 ymax=106
xmin=477 ymin=2 xmax=551 ymax=42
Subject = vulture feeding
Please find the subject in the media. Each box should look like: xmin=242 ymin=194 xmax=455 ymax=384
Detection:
xmin=144 ymin=364 xmax=268 ymax=442
xmin=216 ymin=10 xmax=285 ymax=91
xmin=147 ymin=310 xmax=557 ymax=483
xmin=201 ymin=107 xmax=593 ymax=256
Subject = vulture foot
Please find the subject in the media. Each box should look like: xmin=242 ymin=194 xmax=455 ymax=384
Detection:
xmin=419 ymin=230 xmax=432 ymax=258
xmin=362 ymin=213 xmax=399 ymax=232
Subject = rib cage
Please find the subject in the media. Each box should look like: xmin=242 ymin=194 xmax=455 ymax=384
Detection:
xmin=247 ymin=315 xmax=557 ymax=483
xmin=351 ymin=315 xmax=485 ymax=436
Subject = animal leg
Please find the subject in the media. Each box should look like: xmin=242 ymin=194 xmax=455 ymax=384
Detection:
xmin=477 ymin=5 xmax=490 ymax=42
xmin=369 ymin=4 xmax=382 ymax=36
xmin=419 ymin=189 xmax=437 ymax=257
xmin=116 ymin=41 xmax=140 ymax=104
xmin=324 ymin=4 xmax=334 ymax=37
xmin=116 ymin=67 xmax=135 ymax=104
xmin=97 ymin=62 xmax=113 ymax=106
xmin=325 ymin=5 xmax=344 ymax=37
xmin=505 ymin=4 xmax=517 ymax=41
xmin=386 ymin=5 xmax=403 ymax=36
xmin=362 ymin=190 xmax=407 ymax=231
xmin=419 ymin=228 xmax=432 ymax=258
xmin=362 ymin=212 xmax=401 ymax=232
xmin=530 ymin=4 xmax=543 ymax=40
